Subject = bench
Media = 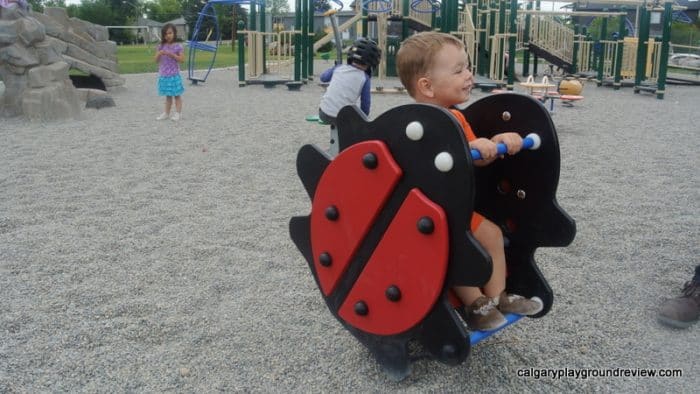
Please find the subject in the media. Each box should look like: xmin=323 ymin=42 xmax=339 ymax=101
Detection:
xmin=290 ymin=93 xmax=576 ymax=380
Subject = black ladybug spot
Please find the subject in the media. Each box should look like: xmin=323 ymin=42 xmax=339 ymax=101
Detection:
xmin=362 ymin=153 xmax=378 ymax=169
xmin=325 ymin=205 xmax=339 ymax=221
xmin=417 ymin=217 xmax=434 ymax=234
xmin=319 ymin=252 xmax=332 ymax=267
xmin=354 ymin=301 xmax=369 ymax=316
xmin=385 ymin=285 xmax=401 ymax=302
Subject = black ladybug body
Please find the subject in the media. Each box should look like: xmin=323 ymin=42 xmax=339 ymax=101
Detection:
xmin=289 ymin=93 xmax=576 ymax=380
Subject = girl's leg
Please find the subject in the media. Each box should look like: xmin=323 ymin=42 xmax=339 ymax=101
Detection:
xmin=174 ymin=96 xmax=182 ymax=113
xmin=165 ymin=96 xmax=173 ymax=114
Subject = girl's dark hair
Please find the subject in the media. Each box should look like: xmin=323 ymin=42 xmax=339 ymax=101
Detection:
xmin=160 ymin=23 xmax=178 ymax=44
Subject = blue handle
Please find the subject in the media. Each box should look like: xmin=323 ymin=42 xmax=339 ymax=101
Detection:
xmin=470 ymin=133 xmax=540 ymax=161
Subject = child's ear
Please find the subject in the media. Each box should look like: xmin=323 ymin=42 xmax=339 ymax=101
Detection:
xmin=416 ymin=77 xmax=434 ymax=98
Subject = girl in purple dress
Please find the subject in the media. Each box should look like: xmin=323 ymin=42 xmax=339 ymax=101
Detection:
xmin=155 ymin=23 xmax=185 ymax=121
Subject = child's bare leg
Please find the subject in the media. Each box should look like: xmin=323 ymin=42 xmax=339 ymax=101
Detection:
xmin=453 ymin=286 xmax=484 ymax=307
xmin=472 ymin=219 xmax=506 ymax=298
xmin=472 ymin=218 xmax=543 ymax=315
xmin=174 ymin=96 xmax=182 ymax=113
xmin=164 ymin=96 xmax=173 ymax=114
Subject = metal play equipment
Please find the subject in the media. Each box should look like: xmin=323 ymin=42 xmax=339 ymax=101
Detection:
xmin=187 ymin=0 xmax=264 ymax=84
xmin=316 ymin=1 xmax=345 ymax=65
xmin=187 ymin=0 xmax=303 ymax=89
xmin=359 ymin=0 xmax=442 ymax=90
xmin=289 ymin=93 xmax=576 ymax=380
xmin=236 ymin=0 xmax=303 ymax=89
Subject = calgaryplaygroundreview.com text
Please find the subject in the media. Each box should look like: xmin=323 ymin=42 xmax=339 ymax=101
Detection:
xmin=517 ymin=367 xmax=683 ymax=380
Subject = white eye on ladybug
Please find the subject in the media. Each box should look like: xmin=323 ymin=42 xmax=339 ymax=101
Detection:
xmin=405 ymin=121 xmax=424 ymax=141
xmin=434 ymin=152 xmax=453 ymax=172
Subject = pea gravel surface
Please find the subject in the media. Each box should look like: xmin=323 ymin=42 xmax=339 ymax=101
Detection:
xmin=1 ymin=66 xmax=698 ymax=392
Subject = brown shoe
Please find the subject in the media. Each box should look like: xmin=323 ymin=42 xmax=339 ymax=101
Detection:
xmin=497 ymin=292 xmax=544 ymax=316
xmin=658 ymin=280 xmax=700 ymax=329
xmin=466 ymin=296 xmax=507 ymax=331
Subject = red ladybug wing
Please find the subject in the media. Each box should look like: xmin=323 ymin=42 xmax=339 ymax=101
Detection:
xmin=338 ymin=189 xmax=449 ymax=335
xmin=310 ymin=141 xmax=402 ymax=295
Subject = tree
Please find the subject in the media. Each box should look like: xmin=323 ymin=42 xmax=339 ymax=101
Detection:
xmin=25 ymin=0 xmax=67 ymax=12
xmin=267 ymin=0 xmax=289 ymax=18
xmin=76 ymin=0 xmax=122 ymax=26
xmin=180 ymin=0 xmax=247 ymax=41
xmin=313 ymin=0 xmax=331 ymax=14
xmin=147 ymin=0 xmax=182 ymax=23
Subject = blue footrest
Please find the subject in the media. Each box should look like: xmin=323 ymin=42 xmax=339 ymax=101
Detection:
xmin=469 ymin=313 xmax=523 ymax=346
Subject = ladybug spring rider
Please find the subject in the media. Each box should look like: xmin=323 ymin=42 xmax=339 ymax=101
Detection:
xmin=290 ymin=93 xmax=576 ymax=380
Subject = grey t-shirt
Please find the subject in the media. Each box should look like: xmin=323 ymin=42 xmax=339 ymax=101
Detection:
xmin=319 ymin=64 xmax=371 ymax=117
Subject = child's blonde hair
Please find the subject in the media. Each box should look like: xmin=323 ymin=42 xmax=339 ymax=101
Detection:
xmin=397 ymin=32 xmax=465 ymax=97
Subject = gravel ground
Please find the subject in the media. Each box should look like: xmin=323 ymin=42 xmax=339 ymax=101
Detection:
xmin=1 ymin=65 xmax=698 ymax=392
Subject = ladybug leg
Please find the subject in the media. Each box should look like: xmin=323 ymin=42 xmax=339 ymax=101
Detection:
xmin=504 ymin=247 xmax=554 ymax=316
xmin=353 ymin=334 xmax=412 ymax=382
xmin=534 ymin=202 xmax=577 ymax=248
xmin=289 ymin=216 xmax=313 ymax=274
xmin=417 ymin=298 xmax=470 ymax=366
xmin=296 ymin=144 xmax=332 ymax=200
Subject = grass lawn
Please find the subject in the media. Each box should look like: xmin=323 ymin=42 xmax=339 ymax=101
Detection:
xmin=117 ymin=42 xmax=338 ymax=74
xmin=117 ymin=43 xmax=240 ymax=74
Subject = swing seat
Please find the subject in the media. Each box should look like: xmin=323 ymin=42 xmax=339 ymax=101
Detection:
xmin=305 ymin=115 xmax=329 ymax=125
xmin=290 ymin=94 xmax=576 ymax=381
xmin=188 ymin=77 xmax=206 ymax=85
xmin=187 ymin=41 xmax=217 ymax=52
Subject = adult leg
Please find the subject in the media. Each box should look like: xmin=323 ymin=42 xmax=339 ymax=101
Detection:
xmin=658 ymin=265 xmax=700 ymax=328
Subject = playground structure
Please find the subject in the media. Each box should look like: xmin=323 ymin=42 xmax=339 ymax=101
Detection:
xmin=513 ymin=0 xmax=699 ymax=99
xmin=185 ymin=0 xmax=698 ymax=98
xmin=290 ymin=93 xmax=576 ymax=380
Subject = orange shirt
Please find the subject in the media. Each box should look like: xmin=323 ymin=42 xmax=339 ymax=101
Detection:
xmin=450 ymin=109 xmax=478 ymax=142
xmin=449 ymin=109 xmax=484 ymax=231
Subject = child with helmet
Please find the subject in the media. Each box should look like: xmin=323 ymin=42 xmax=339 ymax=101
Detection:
xmin=318 ymin=38 xmax=381 ymax=155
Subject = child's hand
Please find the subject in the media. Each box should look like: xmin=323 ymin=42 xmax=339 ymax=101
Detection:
xmin=491 ymin=132 xmax=523 ymax=155
xmin=469 ymin=138 xmax=498 ymax=162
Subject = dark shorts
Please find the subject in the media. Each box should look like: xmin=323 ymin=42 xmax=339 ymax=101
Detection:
xmin=318 ymin=109 xmax=336 ymax=127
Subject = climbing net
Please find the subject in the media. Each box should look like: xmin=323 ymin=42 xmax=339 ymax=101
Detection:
xmin=410 ymin=0 xmax=441 ymax=14
xmin=361 ymin=0 xmax=393 ymax=13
